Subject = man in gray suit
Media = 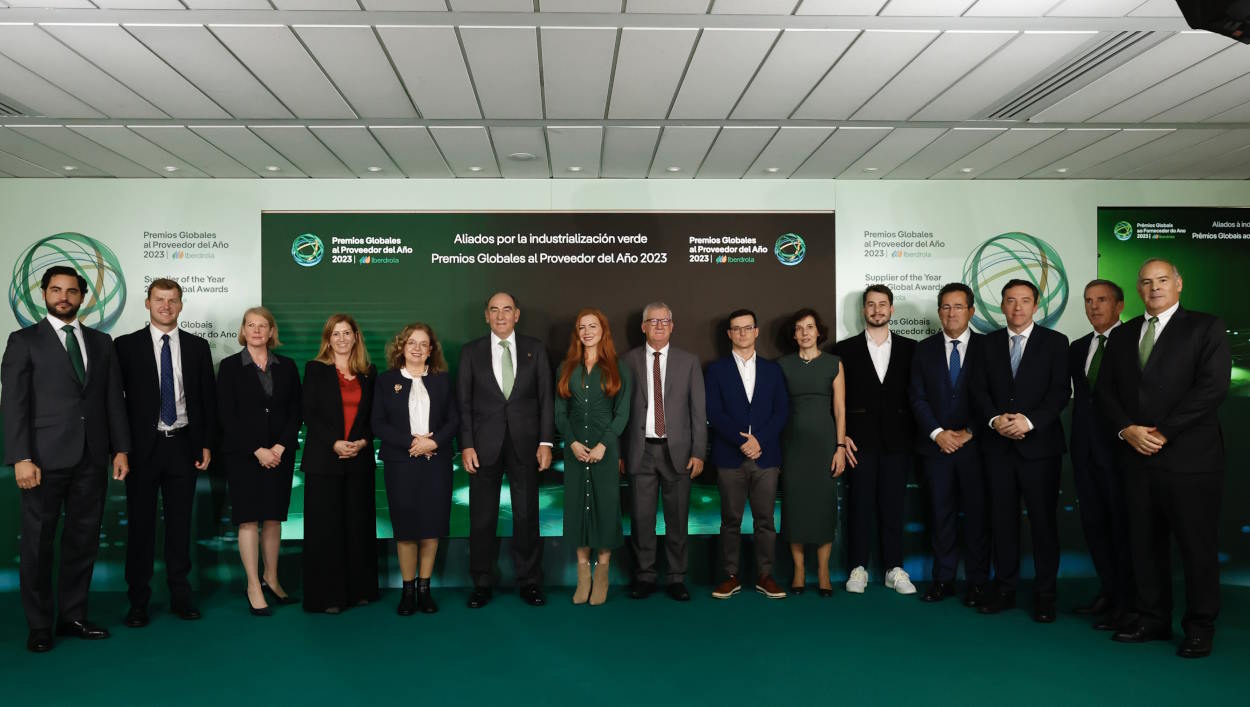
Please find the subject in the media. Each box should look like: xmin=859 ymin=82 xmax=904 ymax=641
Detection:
xmin=2 ymin=266 xmax=130 ymax=653
xmin=622 ymin=302 xmax=706 ymax=601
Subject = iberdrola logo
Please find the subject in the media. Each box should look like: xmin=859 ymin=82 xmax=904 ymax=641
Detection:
xmin=8 ymin=233 xmax=127 ymax=332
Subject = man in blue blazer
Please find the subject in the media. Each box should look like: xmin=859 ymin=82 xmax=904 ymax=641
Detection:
xmin=972 ymin=278 xmax=1070 ymax=623
xmin=910 ymin=283 xmax=990 ymax=608
xmin=706 ymin=309 xmax=789 ymax=600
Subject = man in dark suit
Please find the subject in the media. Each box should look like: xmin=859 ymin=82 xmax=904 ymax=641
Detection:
xmin=832 ymin=285 xmax=917 ymax=596
xmin=2 ymin=266 xmax=130 ymax=653
xmin=114 ymin=278 xmax=216 ymax=627
xmin=909 ymin=283 xmax=990 ymax=607
xmin=622 ymin=301 xmax=706 ymax=602
xmin=972 ymin=278 xmax=1070 ymax=622
xmin=1068 ymin=279 xmax=1132 ymax=630
xmin=706 ymin=309 xmax=789 ymax=600
xmin=458 ymin=291 xmax=554 ymax=608
xmin=1100 ymin=258 xmax=1230 ymax=659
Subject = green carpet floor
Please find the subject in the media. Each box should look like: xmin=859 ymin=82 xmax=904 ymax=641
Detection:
xmin=2 ymin=579 xmax=1246 ymax=705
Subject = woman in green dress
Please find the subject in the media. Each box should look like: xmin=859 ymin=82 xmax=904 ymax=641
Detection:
xmin=778 ymin=308 xmax=847 ymax=597
xmin=556 ymin=308 xmax=632 ymax=606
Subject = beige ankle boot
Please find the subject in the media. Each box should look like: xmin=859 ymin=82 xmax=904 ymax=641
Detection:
xmin=573 ymin=561 xmax=592 ymax=604
xmin=589 ymin=561 xmax=610 ymax=605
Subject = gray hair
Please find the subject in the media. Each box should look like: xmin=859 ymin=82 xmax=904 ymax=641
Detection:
xmin=1139 ymin=257 xmax=1180 ymax=279
xmin=641 ymin=301 xmax=673 ymax=321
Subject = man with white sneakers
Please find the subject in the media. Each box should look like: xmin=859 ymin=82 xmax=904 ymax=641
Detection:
xmin=832 ymin=285 xmax=918 ymax=597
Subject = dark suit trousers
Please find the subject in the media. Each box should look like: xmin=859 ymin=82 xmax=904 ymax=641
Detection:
xmin=125 ymin=432 xmax=197 ymax=609
xmin=846 ymin=450 xmax=908 ymax=570
xmin=302 ymin=470 xmax=379 ymax=611
xmin=987 ymin=450 xmax=1061 ymax=596
xmin=923 ymin=446 xmax=989 ymax=585
xmin=469 ymin=432 xmax=543 ymax=587
xmin=20 ymin=455 xmax=107 ymax=630
xmin=630 ymin=441 xmax=692 ymax=583
xmin=1125 ymin=467 xmax=1222 ymax=638
xmin=717 ymin=461 xmax=779 ymax=578
xmin=1071 ymin=448 xmax=1132 ymax=610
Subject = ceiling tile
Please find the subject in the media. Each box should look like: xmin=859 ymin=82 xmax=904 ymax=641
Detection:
xmin=1148 ymin=74 xmax=1250 ymax=122
xmin=490 ymin=126 xmax=552 ymax=178
xmin=368 ymin=127 xmax=453 ymax=178
xmin=791 ymin=127 xmax=890 ymax=178
xmin=1117 ymin=129 xmax=1250 ymax=178
xmin=541 ymin=27 xmax=616 ymax=119
xmin=601 ymin=126 xmax=659 ymax=177
xmin=3 ymin=0 xmax=95 ymax=6
xmin=251 ymin=126 xmax=355 ymax=178
xmin=977 ymin=128 xmax=1114 ymax=178
xmin=309 ymin=126 xmax=401 ymax=178
xmin=0 ymin=51 xmax=104 ymax=118
xmin=129 ymin=126 xmax=256 ymax=177
xmin=1046 ymin=0 xmax=1145 ymax=17
xmin=1091 ymin=45 xmax=1250 ymax=123
xmin=273 ymin=0 xmax=362 ymax=8
xmin=885 ymin=128 xmax=1005 ymax=178
xmin=294 ymin=26 xmax=418 ymax=119
xmin=541 ymin=0 xmax=623 ymax=10
xmin=209 ymin=25 xmax=355 ymax=119
xmin=188 ymin=126 xmax=306 ymax=177
xmin=450 ymin=0 xmax=534 ymax=11
xmin=627 ymin=0 xmax=710 ymax=12
xmin=838 ymin=127 xmax=945 ymax=178
xmin=608 ymin=28 xmax=699 ymax=118
xmin=1127 ymin=0 xmax=1182 ymax=17
xmin=377 ymin=26 xmax=481 ymax=119
xmin=0 ymin=126 xmax=107 ymax=176
xmin=963 ymin=0 xmax=1063 ymax=16
xmin=879 ymin=0 xmax=975 ymax=15
xmin=648 ymin=126 xmax=719 ymax=178
xmin=794 ymin=30 xmax=937 ymax=119
xmin=710 ymin=0 xmax=799 ymax=13
xmin=547 ymin=126 xmax=604 ymax=178
xmin=1075 ymin=128 xmax=1226 ymax=177
xmin=93 ymin=0 xmax=187 ymax=8
xmin=362 ymin=0 xmax=448 ymax=7
xmin=8 ymin=125 xmax=158 ymax=177
xmin=1025 ymin=128 xmax=1170 ymax=176
xmin=929 ymin=128 xmax=1060 ymax=178
xmin=184 ymin=1 xmax=274 ymax=7
xmin=670 ymin=28 xmax=778 ymax=119
xmin=746 ymin=126 xmax=833 ymax=178
xmin=67 ymin=126 xmax=208 ymax=177
xmin=429 ymin=126 xmax=500 ymax=177
xmin=795 ymin=0 xmax=888 ymax=13
xmin=732 ymin=29 xmax=858 ymax=119
xmin=697 ymin=126 xmax=778 ymax=178
xmin=460 ymin=26 xmax=542 ymax=118
xmin=0 ymin=151 xmax=60 ymax=177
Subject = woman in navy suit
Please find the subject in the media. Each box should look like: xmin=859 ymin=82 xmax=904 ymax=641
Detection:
xmin=372 ymin=323 xmax=458 ymax=616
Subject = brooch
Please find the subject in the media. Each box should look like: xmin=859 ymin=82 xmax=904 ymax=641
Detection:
xmin=394 ymin=384 xmax=402 ymax=393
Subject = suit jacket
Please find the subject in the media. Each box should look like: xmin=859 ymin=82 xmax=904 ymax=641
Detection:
xmin=301 ymin=360 xmax=376 ymax=475
xmin=114 ymin=325 xmax=216 ymax=468
xmin=909 ymin=331 xmax=984 ymax=457
xmin=622 ymin=345 xmax=707 ymax=474
xmin=1069 ymin=331 xmax=1115 ymax=469
xmin=1097 ymin=307 xmax=1230 ymax=474
xmin=215 ymin=351 xmax=302 ymax=461
xmin=2 ymin=318 xmax=129 ymax=469
xmin=972 ymin=325 xmax=1070 ymax=460
xmin=831 ymin=332 xmax=916 ymax=453
xmin=704 ymin=354 xmax=789 ymax=469
xmin=373 ymin=368 xmax=459 ymax=463
xmin=456 ymin=333 xmax=554 ymax=467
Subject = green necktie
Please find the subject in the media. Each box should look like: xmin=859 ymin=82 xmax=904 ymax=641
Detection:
xmin=500 ymin=340 xmax=514 ymax=398
xmin=63 ymin=324 xmax=86 ymax=385
xmin=1138 ymin=316 xmax=1158 ymax=369
xmin=1087 ymin=334 xmax=1106 ymax=388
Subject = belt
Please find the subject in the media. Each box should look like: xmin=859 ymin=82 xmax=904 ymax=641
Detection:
xmin=158 ymin=426 xmax=188 ymax=438
xmin=644 ymin=437 xmax=667 ymax=445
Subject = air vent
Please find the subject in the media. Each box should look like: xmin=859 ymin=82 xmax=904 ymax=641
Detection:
xmin=0 ymin=92 xmax=37 ymax=117
xmin=982 ymin=31 xmax=1167 ymax=121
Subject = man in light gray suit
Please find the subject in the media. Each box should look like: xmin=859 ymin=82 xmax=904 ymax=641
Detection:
xmin=623 ymin=302 xmax=706 ymax=602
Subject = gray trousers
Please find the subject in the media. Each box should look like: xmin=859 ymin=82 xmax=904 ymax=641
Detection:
xmin=717 ymin=461 xmax=779 ymax=578
xmin=630 ymin=441 xmax=692 ymax=583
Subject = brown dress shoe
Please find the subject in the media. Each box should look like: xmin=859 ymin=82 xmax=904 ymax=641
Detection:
xmin=755 ymin=575 xmax=788 ymax=599
xmin=712 ymin=575 xmax=741 ymax=599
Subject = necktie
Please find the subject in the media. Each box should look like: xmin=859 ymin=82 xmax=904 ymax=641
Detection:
xmin=1138 ymin=316 xmax=1158 ymax=369
xmin=1009 ymin=334 xmax=1023 ymax=378
xmin=653 ymin=351 xmax=666 ymax=437
xmin=160 ymin=333 xmax=177 ymax=425
xmin=948 ymin=340 xmax=961 ymax=388
xmin=1087 ymin=334 xmax=1107 ymax=388
xmin=500 ymin=340 xmax=514 ymax=398
xmin=63 ymin=324 xmax=85 ymax=385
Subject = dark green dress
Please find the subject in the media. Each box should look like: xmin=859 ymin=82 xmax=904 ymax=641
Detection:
xmin=556 ymin=364 xmax=632 ymax=549
xmin=779 ymin=352 xmax=841 ymax=544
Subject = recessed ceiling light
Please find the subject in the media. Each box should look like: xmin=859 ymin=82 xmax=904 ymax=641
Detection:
xmin=367 ymin=166 xmax=382 ymax=172
xmin=508 ymin=152 xmax=535 ymax=161
xmin=163 ymin=165 xmax=178 ymax=172
xmin=567 ymin=166 xmax=582 ymax=173
xmin=265 ymin=165 xmax=280 ymax=172
xmin=765 ymin=167 xmax=780 ymax=173
xmin=665 ymin=166 xmax=681 ymax=173
xmin=1055 ymin=167 xmax=1069 ymax=173
xmin=862 ymin=167 xmax=878 ymax=173
xmin=468 ymin=166 xmax=483 ymax=172
xmin=959 ymin=167 xmax=974 ymax=173
xmin=63 ymin=165 xmax=77 ymax=171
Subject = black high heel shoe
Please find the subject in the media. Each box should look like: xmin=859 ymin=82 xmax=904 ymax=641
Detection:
xmin=260 ymin=580 xmax=300 ymax=606
xmin=247 ymin=593 xmax=272 ymax=617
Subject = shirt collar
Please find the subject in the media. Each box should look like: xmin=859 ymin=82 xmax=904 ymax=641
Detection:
xmin=1093 ymin=320 xmax=1121 ymax=338
xmin=944 ymin=328 xmax=971 ymax=346
xmin=45 ymin=313 xmax=80 ymax=333
xmin=149 ymin=324 xmax=179 ymax=344
xmin=1007 ymin=322 xmax=1035 ymax=340
xmin=865 ymin=329 xmax=892 ymax=348
xmin=647 ymin=343 xmax=670 ymax=357
xmin=732 ymin=350 xmax=756 ymax=366
xmin=491 ymin=331 xmax=517 ymax=349
xmin=1148 ymin=301 xmax=1180 ymax=327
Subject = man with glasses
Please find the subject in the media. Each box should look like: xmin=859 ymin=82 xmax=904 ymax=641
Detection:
xmin=706 ymin=309 xmax=789 ymax=599
xmin=622 ymin=302 xmax=706 ymax=602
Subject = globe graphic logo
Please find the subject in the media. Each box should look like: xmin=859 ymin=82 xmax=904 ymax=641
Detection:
xmin=962 ymin=232 xmax=1069 ymax=332
xmin=774 ymin=233 xmax=806 ymax=266
xmin=1113 ymin=221 xmax=1134 ymax=241
xmin=8 ymin=233 xmax=127 ymax=332
xmin=291 ymin=233 xmax=324 ymax=267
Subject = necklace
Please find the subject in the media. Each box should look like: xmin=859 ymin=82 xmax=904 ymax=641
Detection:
xmin=799 ymin=350 xmax=819 ymax=364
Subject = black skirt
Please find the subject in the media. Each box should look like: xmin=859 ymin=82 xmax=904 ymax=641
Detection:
xmin=383 ymin=454 xmax=452 ymax=541
xmin=227 ymin=454 xmax=295 ymax=524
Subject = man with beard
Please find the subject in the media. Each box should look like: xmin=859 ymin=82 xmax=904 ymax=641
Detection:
xmin=2 ymin=266 xmax=130 ymax=652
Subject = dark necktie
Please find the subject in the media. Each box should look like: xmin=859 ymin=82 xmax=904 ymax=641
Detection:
xmin=63 ymin=324 xmax=85 ymax=385
xmin=1010 ymin=334 xmax=1023 ymax=378
xmin=1087 ymin=334 xmax=1106 ymax=388
xmin=160 ymin=333 xmax=177 ymax=425
xmin=948 ymin=340 xmax=961 ymax=388
xmin=653 ymin=351 xmax=666 ymax=437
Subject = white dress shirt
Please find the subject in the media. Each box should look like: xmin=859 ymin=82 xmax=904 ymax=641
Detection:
xmin=865 ymin=330 xmax=892 ymax=384
xmin=401 ymin=368 xmax=431 ymax=436
xmin=1139 ymin=301 xmax=1180 ymax=344
xmin=490 ymin=331 xmax=518 ymax=394
xmin=150 ymin=325 xmax=188 ymax=430
xmin=732 ymin=350 xmax=756 ymax=403
xmin=1084 ymin=321 xmax=1121 ymax=375
xmin=46 ymin=313 xmax=87 ymax=374
xmin=930 ymin=327 xmax=972 ymax=441
xmin=645 ymin=343 xmax=669 ymax=439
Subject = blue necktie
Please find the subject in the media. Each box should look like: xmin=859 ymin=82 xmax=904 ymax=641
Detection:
xmin=948 ymin=340 xmax=961 ymax=388
xmin=160 ymin=333 xmax=176 ymax=426
xmin=1009 ymin=334 xmax=1023 ymax=378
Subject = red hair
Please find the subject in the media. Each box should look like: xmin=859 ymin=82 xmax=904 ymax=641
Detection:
xmin=557 ymin=308 xmax=622 ymax=399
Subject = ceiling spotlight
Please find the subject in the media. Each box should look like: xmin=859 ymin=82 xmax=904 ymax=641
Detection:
xmin=862 ymin=167 xmax=878 ymax=173
xmin=265 ymin=165 xmax=280 ymax=172
xmin=367 ymin=166 xmax=382 ymax=172
xmin=163 ymin=165 xmax=178 ymax=172
xmin=468 ymin=166 xmax=483 ymax=172
xmin=1055 ymin=167 xmax=1069 ymax=173
xmin=959 ymin=167 xmax=974 ymax=173
xmin=765 ymin=167 xmax=780 ymax=173
xmin=508 ymin=152 xmax=536 ymax=161
xmin=567 ymin=166 xmax=582 ymax=173
xmin=63 ymin=165 xmax=77 ymax=171
xmin=665 ymin=166 xmax=681 ymax=173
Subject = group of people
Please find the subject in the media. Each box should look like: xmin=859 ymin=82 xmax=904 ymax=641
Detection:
xmin=1 ymin=258 xmax=1230 ymax=660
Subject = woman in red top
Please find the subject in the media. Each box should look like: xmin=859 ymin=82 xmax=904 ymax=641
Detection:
xmin=300 ymin=314 xmax=378 ymax=613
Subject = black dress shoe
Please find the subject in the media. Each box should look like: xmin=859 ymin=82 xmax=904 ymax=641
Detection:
xmin=1033 ymin=599 xmax=1056 ymax=623
xmin=123 ymin=606 xmax=149 ymax=628
xmin=467 ymin=587 xmax=493 ymax=609
xmin=629 ymin=580 xmax=657 ymax=599
xmin=417 ymin=579 xmax=438 ymax=614
xmin=666 ymin=582 xmax=691 ymax=601
xmin=171 ymin=604 xmax=202 ymax=621
xmin=977 ymin=591 xmax=1016 ymax=615
xmin=397 ymin=587 xmax=417 ymax=616
xmin=1177 ymin=634 xmax=1213 ymax=659
xmin=27 ymin=629 xmax=52 ymax=653
xmin=1112 ymin=623 xmax=1172 ymax=643
xmin=260 ymin=580 xmax=299 ymax=605
xmin=247 ymin=595 xmax=272 ymax=617
xmin=817 ymin=586 xmax=834 ymax=598
xmin=55 ymin=620 xmax=110 ymax=639
xmin=922 ymin=582 xmax=956 ymax=603
xmin=1073 ymin=594 xmax=1111 ymax=616
xmin=1093 ymin=612 xmax=1124 ymax=632
xmin=520 ymin=584 xmax=547 ymax=607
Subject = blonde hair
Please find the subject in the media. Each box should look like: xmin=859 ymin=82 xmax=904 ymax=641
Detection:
xmin=236 ymin=306 xmax=282 ymax=348
xmin=313 ymin=313 xmax=370 ymax=375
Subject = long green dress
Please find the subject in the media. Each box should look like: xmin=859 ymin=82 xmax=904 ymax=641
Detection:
xmin=556 ymin=363 xmax=632 ymax=549
xmin=779 ymin=352 xmax=841 ymax=544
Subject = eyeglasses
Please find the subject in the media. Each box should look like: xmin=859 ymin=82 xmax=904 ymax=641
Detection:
xmin=643 ymin=318 xmax=673 ymax=327
xmin=938 ymin=304 xmax=968 ymax=313
xmin=405 ymin=341 xmax=431 ymax=350
xmin=728 ymin=325 xmax=756 ymax=334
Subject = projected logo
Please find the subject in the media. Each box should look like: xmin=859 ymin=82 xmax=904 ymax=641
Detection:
xmin=8 ymin=232 xmax=128 ymax=332
xmin=1114 ymin=221 xmax=1134 ymax=241
xmin=774 ymin=233 xmax=806 ymax=266
xmin=962 ymin=232 xmax=1069 ymax=332
xmin=291 ymin=233 xmax=324 ymax=267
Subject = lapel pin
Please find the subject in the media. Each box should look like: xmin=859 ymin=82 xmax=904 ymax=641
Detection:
xmin=394 ymin=384 xmax=402 ymax=393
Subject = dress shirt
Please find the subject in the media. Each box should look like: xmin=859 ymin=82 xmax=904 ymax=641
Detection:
xmin=45 ymin=313 xmax=87 ymax=374
xmin=1084 ymin=320 xmax=1122 ymax=375
xmin=732 ymin=350 xmax=756 ymax=403
xmin=490 ymin=331 xmax=518 ymax=394
xmin=865 ymin=329 xmax=892 ymax=384
xmin=930 ymin=327 xmax=972 ymax=441
xmin=150 ymin=325 xmax=188 ymax=430
xmin=645 ymin=343 xmax=669 ymax=439
xmin=401 ymin=368 xmax=430 ymax=436
xmin=1139 ymin=300 xmax=1180 ymax=344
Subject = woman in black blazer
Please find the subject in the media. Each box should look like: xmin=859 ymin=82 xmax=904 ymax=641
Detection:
xmin=216 ymin=306 xmax=302 ymax=616
xmin=301 ymin=314 xmax=378 ymax=614
xmin=372 ymin=322 xmax=458 ymax=616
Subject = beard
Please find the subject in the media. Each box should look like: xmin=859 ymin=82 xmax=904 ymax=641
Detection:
xmin=47 ymin=300 xmax=81 ymax=321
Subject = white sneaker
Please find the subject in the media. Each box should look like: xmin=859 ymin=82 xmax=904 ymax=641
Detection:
xmin=845 ymin=566 xmax=868 ymax=594
xmin=885 ymin=567 xmax=917 ymax=595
